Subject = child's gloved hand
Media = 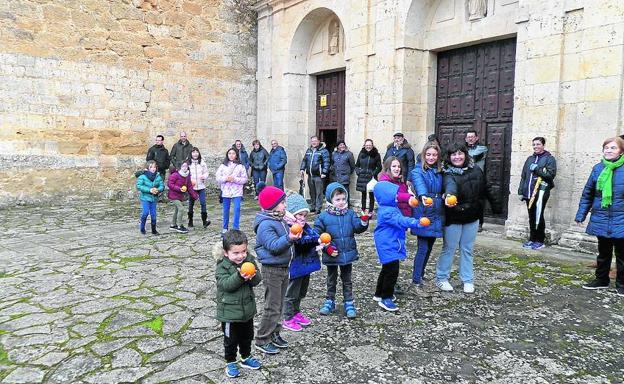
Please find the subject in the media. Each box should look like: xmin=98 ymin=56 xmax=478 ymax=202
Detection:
xmin=326 ymin=244 xmax=338 ymax=257
xmin=360 ymin=211 xmax=372 ymax=222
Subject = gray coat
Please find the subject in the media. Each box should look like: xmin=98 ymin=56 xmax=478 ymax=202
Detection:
xmin=331 ymin=149 xmax=355 ymax=184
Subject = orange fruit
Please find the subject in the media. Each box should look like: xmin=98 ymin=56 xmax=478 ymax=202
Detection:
xmin=290 ymin=223 xmax=303 ymax=235
xmin=424 ymin=197 xmax=433 ymax=206
xmin=446 ymin=195 xmax=457 ymax=205
xmin=408 ymin=197 xmax=419 ymax=207
xmin=180 ymin=185 xmax=187 ymax=193
xmin=419 ymin=217 xmax=431 ymax=227
xmin=319 ymin=233 xmax=332 ymax=244
xmin=240 ymin=262 xmax=256 ymax=276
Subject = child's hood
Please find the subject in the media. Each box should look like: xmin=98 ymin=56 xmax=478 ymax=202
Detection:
xmin=212 ymin=241 xmax=256 ymax=264
xmin=374 ymin=181 xmax=399 ymax=208
xmin=325 ymin=182 xmax=348 ymax=203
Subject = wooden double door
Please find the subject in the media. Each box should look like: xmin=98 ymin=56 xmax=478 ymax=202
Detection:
xmin=316 ymin=70 xmax=345 ymax=154
xmin=435 ymin=38 xmax=516 ymax=221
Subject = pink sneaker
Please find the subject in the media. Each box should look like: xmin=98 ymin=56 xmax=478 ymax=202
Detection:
xmin=293 ymin=312 xmax=311 ymax=326
xmin=282 ymin=318 xmax=303 ymax=332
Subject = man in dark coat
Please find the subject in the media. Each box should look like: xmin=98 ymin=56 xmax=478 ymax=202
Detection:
xmin=170 ymin=131 xmax=193 ymax=171
xmin=268 ymin=139 xmax=288 ymax=190
xmin=383 ymin=132 xmax=415 ymax=183
xmin=146 ymin=134 xmax=170 ymax=180
xmin=300 ymin=135 xmax=330 ymax=213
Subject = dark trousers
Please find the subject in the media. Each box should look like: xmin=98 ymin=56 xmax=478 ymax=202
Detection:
xmin=375 ymin=260 xmax=400 ymax=299
xmin=252 ymin=170 xmax=267 ymax=196
xmin=308 ymin=175 xmax=325 ymax=212
xmin=360 ymin=191 xmax=375 ymax=213
xmin=526 ymin=191 xmax=550 ymax=243
xmin=326 ymin=264 xmax=353 ymax=302
xmin=222 ymin=319 xmax=254 ymax=363
xmin=596 ymin=237 xmax=624 ymax=287
xmin=413 ymin=237 xmax=436 ymax=283
xmin=283 ymin=275 xmax=310 ymax=320
xmin=256 ymin=265 xmax=289 ymax=345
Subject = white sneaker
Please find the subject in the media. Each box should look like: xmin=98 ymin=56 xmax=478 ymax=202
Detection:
xmin=463 ymin=283 xmax=475 ymax=294
xmin=436 ymin=280 xmax=453 ymax=292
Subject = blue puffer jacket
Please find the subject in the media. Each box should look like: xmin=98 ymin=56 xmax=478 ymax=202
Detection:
xmin=373 ymin=181 xmax=421 ymax=264
xmin=268 ymin=146 xmax=288 ymax=173
xmin=136 ymin=172 xmax=164 ymax=203
xmin=314 ymin=183 xmax=368 ymax=265
xmin=409 ymin=163 xmax=444 ymax=238
xmin=253 ymin=212 xmax=294 ymax=266
xmin=575 ymin=161 xmax=624 ymax=238
xmin=289 ymin=223 xmax=322 ymax=279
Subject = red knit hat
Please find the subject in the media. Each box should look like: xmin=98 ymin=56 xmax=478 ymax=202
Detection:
xmin=258 ymin=185 xmax=286 ymax=210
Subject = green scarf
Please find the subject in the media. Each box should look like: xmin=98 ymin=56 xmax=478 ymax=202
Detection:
xmin=597 ymin=155 xmax=624 ymax=208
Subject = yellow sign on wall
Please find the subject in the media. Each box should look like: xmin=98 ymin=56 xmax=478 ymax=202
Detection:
xmin=319 ymin=94 xmax=327 ymax=107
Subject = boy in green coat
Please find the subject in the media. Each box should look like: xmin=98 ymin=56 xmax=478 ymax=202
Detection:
xmin=215 ymin=230 xmax=263 ymax=378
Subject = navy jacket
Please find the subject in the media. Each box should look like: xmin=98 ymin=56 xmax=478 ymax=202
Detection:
xmin=249 ymin=146 xmax=269 ymax=172
xmin=253 ymin=212 xmax=294 ymax=266
xmin=373 ymin=181 xmax=421 ymax=264
xmin=331 ymin=149 xmax=355 ymax=184
xmin=300 ymin=144 xmax=330 ymax=177
xmin=268 ymin=146 xmax=288 ymax=173
xmin=575 ymin=161 xmax=624 ymax=239
xmin=409 ymin=163 xmax=444 ymax=238
xmin=383 ymin=140 xmax=416 ymax=179
xmin=289 ymin=223 xmax=322 ymax=279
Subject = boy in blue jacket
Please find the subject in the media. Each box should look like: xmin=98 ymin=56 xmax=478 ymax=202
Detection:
xmin=315 ymin=182 xmax=370 ymax=318
xmin=373 ymin=181 xmax=424 ymax=311
xmin=253 ymin=185 xmax=301 ymax=354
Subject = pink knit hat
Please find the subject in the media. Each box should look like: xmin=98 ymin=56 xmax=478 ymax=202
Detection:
xmin=258 ymin=185 xmax=286 ymax=210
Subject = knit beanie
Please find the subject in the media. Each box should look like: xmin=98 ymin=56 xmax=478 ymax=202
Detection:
xmin=258 ymin=184 xmax=286 ymax=210
xmin=286 ymin=193 xmax=310 ymax=215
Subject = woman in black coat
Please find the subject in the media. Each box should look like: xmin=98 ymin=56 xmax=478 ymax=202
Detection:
xmin=355 ymin=139 xmax=382 ymax=213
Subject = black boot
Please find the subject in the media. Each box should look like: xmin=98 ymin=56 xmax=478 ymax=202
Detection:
xmin=140 ymin=217 xmax=147 ymax=235
xmin=188 ymin=211 xmax=194 ymax=228
xmin=201 ymin=212 xmax=211 ymax=228
xmin=151 ymin=223 xmax=159 ymax=235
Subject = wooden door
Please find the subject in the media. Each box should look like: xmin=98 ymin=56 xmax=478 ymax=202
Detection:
xmin=316 ymin=71 xmax=345 ymax=154
xmin=435 ymin=38 xmax=516 ymax=222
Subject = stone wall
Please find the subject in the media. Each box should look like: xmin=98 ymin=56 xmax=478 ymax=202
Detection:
xmin=0 ymin=0 xmax=258 ymax=206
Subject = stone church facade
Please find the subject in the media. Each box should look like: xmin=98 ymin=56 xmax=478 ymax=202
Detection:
xmin=254 ymin=0 xmax=624 ymax=248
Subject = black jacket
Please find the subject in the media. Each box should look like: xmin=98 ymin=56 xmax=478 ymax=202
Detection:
xmin=443 ymin=164 xmax=501 ymax=225
xmin=518 ymin=151 xmax=557 ymax=199
xmin=146 ymin=145 xmax=170 ymax=173
xmin=355 ymin=148 xmax=382 ymax=192
xmin=249 ymin=146 xmax=269 ymax=171
xmin=383 ymin=140 xmax=415 ymax=179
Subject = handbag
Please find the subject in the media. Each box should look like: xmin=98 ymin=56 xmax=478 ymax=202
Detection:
xmin=366 ymin=178 xmax=378 ymax=193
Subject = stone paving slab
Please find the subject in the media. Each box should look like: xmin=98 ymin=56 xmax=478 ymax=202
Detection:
xmin=0 ymin=200 xmax=623 ymax=383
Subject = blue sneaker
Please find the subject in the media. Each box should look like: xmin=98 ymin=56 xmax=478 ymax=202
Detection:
xmin=240 ymin=356 xmax=262 ymax=370
xmin=378 ymin=298 xmax=399 ymax=312
xmin=255 ymin=342 xmax=279 ymax=354
xmin=319 ymin=299 xmax=335 ymax=315
xmin=531 ymin=242 xmax=545 ymax=250
xmin=225 ymin=362 xmax=240 ymax=378
xmin=522 ymin=241 xmax=533 ymax=249
xmin=344 ymin=301 xmax=357 ymax=318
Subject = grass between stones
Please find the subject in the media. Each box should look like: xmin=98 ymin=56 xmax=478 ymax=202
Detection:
xmin=140 ymin=316 xmax=164 ymax=336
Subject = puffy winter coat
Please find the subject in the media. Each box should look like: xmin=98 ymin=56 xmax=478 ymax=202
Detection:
xmin=268 ymin=146 xmax=288 ymax=173
xmin=383 ymin=140 xmax=416 ymax=178
xmin=355 ymin=148 xmax=382 ymax=192
xmin=575 ymin=161 xmax=624 ymax=238
xmin=378 ymin=172 xmax=412 ymax=216
xmin=289 ymin=223 xmax=322 ymax=279
xmin=214 ymin=243 xmax=262 ymax=323
xmin=249 ymin=146 xmax=269 ymax=171
xmin=373 ymin=181 xmax=421 ymax=264
xmin=136 ymin=171 xmax=165 ymax=203
xmin=443 ymin=163 xmax=501 ymax=225
xmin=215 ymin=162 xmax=248 ymax=198
xmin=518 ymin=151 xmax=557 ymax=199
xmin=188 ymin=159 xmax=209 ymax=191
xmin=300 ymin=144 xmax=330 ymax=177
xmin=170 ymin=140 xmax=193 ymax=170
xmin=409 ymin=164 xmax=444 ymax=238
xmin=331 ymin=149 xmax=355 ymax=184
xmin=254 ymin=212 xmax=295 ymax=266
xmin=167 ymin=170 xmax=199 ymax=202
xmin=314 ymin=183 xmax=368 ymax=266
xmin=146 ymin=145 xmax=170 ymax=173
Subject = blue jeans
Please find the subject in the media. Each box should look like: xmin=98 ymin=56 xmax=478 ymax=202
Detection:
xmin=222 ymin=196 xmax=242 ymax=230
xmin=140 ymin=200 xmax=157 ymax=230
xmin=252 ymin=170 xmax=267 ymax=196
xmin=436 ymin=221 xmax=479 ymax=284
xmin=188 ymin=188 xmax=206 ymax=213
xmin=272 ymin=171 xmax=284 ymax=190
xmin=413 ymin=237 xmax=436 ymax=284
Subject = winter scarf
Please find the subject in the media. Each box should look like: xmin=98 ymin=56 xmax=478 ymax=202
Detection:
xmin=178 ymin=169 xmax=189 ymax=178
xmin=325 ymin=204 xmax=348 ymax=216
xmin=597 ymin=155 xmax=624 ymax=208
xmin=145 ymin=171 xmax=157 ymax=182
xmin=263 ymin=209 xmax=285 ymax=220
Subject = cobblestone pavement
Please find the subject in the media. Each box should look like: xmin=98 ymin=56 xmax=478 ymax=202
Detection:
xmin=1 ymin=199 xmax=623 ymax=383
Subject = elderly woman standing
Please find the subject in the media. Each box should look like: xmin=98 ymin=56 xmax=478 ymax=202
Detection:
xmin=576 ymin=137 xmax=624 ymax=296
